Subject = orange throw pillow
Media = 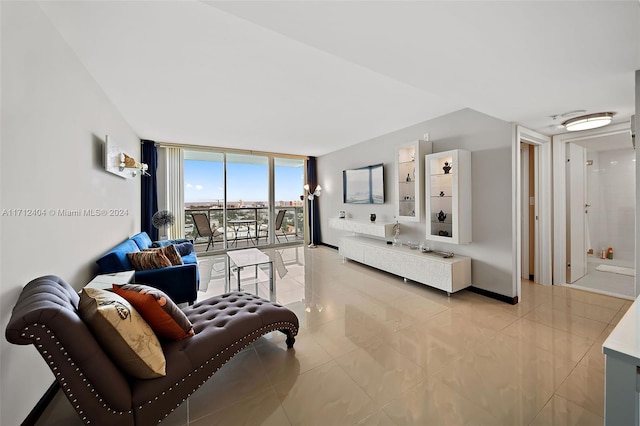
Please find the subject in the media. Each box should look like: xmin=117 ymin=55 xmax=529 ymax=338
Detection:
xmin=113 ymin=284 xmax=194 ymax=340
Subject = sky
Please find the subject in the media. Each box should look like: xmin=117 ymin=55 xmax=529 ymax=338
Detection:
xmin=184 ymin=159 xmax=305 ymax=203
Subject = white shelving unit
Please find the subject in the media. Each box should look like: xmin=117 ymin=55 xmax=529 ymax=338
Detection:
xmin=330 ymin=218 xmax=471 ymax=295
xmin=396 ymin=140 xmax=432 ymax=222
xmin=338 ymin=236 xmax=471 ymax=295
xmin=425 ymin=149 xmax=472 ymax=244
xmin=328 ymin=218 xmax=395 ymax=238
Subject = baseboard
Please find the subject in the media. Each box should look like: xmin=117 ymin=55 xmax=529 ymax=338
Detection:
xmin=469 ymin=286 xmax=518 ymax=305
xmin=22 ymin=381 xmax=59 ymax=426
xmin=320 ymin=242 xmax=338 ymax=250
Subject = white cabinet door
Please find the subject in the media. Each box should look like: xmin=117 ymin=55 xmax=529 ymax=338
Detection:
xmin=338 ymin=237 xmax=365 ymax=263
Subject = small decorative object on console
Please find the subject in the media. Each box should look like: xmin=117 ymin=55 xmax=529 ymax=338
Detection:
xmin=392 ymin=220 xmax=400 ymax=246
xmin=406 ymin=241 xmax=419 ymax=250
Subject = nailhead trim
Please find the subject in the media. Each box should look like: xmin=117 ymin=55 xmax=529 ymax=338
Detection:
xmin=21 ymin=294 xmax=298 ymax=425
xmin=21 ymin=323 xmax=133 ymax=425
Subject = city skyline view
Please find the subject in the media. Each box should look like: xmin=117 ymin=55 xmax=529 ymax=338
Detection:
xmin=184 ymin=159 xmax=305 ymax=204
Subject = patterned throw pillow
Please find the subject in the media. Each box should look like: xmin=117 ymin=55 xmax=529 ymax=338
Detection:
xmin=127 ymin=250 xmax=172 ymax=270
xmin=159 ymin=244 xmax=183 ymax=266
xmin=78 ymin=287 xmax=166 ymax=379
xmin=142 ymin=245 xmax=183 ymax=266
xmin=113 ymin=283 xmax=195 ymax=340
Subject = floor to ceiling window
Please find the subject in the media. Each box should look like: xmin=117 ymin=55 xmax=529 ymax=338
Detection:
xmin=274 ymin=157 xmax=305 ymax=244
xmin=226 ymin=153 xmax=269 ymax=248
xmin=183 ymin=151 xmax=225 ymax=250
xmin=175 ymin=148 xmax=305 ymax=254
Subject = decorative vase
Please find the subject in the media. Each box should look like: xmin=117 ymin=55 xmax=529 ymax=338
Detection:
xmin=439 ymin=191 xmax=445 ymax=197
xmin=437 ymin=210 xmax=447 ymax=222
xmin=443 ymin=162 xmax=451 ymax=174
xmin=392 ymin=220 xmax=400 ymax=246
xmin=370 ymin=213 xmax=376 ymax=222
xmin=406 ymin=173 xmax=411 ymax=182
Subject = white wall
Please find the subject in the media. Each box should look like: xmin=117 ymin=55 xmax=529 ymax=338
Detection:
xmin=587 ymin=149 xmax=636 ymax=263
xmin=318 ymin=108 xmax=514 ymax=297
xmin=1 ymin=3 xmax=141 ymax=424
xmin=635 ymin=69 xmax=640 ymax=297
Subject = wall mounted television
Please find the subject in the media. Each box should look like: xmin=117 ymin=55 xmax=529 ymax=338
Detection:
xmin=343 ymin=163 xmax=385 ymax=204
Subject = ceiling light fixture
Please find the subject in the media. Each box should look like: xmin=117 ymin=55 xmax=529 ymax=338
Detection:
xmin=563 ymin=112 xmax=615 ymax=132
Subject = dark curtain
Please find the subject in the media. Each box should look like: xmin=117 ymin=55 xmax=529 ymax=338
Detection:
xmin=141 ymin=140 xmax=159 ymax=241
xmin=306 ymin=156 xmax=321 ymax=245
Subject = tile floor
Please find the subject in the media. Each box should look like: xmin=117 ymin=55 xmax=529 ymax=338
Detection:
xmin=36 ymin=245 xmax=633 ymax=425
xmin=570 ymin=257 xmax=635 ymax=299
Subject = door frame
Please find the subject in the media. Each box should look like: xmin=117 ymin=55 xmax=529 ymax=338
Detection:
xmin=512 ymin=125 xmax=552 ymax=300
xmin=521 ymin=143 xmax=530 ymax=280
xmin=552 ymin=122 xmax=631 ymax=285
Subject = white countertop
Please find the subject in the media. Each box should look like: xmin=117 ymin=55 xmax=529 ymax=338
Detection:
xmin=342 ymin=235 xmax=470 ymax=265
xmin=603 ymin=294 xmax=640 ymax=365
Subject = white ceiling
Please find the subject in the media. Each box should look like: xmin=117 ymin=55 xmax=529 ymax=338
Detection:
xmin=39 ymin=1 xmax=640 ymax=157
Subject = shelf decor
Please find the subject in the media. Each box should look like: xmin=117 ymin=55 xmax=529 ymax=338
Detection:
xmin=395 ymin=139 xmax=432 ymax=222
xmin=425 ymin=149 xmax=471 ymax=244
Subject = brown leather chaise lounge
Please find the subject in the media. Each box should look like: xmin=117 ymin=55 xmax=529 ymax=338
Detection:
xmin=6 ymin=275 xmax=299 ymax=425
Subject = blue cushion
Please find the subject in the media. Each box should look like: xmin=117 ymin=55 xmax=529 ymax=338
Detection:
xmin=151 ymin=240 xmax=172 ymax=248
xmin=173 ymin=242 xmax=194 ymax=256
xmin=181 ymin=253 xmax=198 ymax=265
xmin=151 ymin=238 xmax=191 ymax=248
xmin=96 ymin=240 xmax=140 ymax=272
xmin=131 ymin=232 xmax=153 ymax=250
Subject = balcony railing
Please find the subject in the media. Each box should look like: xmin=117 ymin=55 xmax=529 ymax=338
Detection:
xmin=184 ymin=206 xmax=304 ymax=251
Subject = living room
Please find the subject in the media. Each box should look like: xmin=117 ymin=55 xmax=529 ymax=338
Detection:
xmin=2 ymin=1 xmax=639 ymax=425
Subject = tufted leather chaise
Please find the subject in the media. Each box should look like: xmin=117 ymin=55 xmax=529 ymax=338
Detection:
xmin=6 ymin=275 xmax=299 ymax=425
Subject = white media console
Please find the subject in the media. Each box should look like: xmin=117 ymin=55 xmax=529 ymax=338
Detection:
xmin=330 ymin=219 xmax=471 ymax=295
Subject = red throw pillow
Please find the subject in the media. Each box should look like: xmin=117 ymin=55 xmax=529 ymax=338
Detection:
xmin=113 ymin=284 xmax=194 ymax=340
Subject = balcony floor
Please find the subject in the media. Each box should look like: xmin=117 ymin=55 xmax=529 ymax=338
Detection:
xmin=192 ymin=232 xmax=305 ymax=255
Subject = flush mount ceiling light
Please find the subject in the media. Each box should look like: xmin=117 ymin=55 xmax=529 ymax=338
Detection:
xmin=563 ymin=112 xmax=615 ymax=132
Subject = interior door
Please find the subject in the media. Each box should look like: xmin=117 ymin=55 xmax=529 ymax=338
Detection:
xmin=567 ymin=143 xmax=587 ymax=283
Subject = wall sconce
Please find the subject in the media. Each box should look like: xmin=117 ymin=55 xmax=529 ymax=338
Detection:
xmin=104 ymin=135 xmax=150 ymax=179
xmin=119 ymin=153 xmax=149 ymax=177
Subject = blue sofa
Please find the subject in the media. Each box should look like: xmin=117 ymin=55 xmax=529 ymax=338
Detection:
xmin=96 ymin=232 xmax=199 ymax=304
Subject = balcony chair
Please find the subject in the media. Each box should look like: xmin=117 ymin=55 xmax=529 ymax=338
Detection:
xmin=191 ymin=213 xmax=222 ymax=251
xmin=258 ymin=210 xmax=288 ymax=243
xmin=274 ymin=210 xmax=289 ymax=242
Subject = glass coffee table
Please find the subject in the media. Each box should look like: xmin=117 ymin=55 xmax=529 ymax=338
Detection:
xmin=227 ymin=248 xmax=274 ymax=292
